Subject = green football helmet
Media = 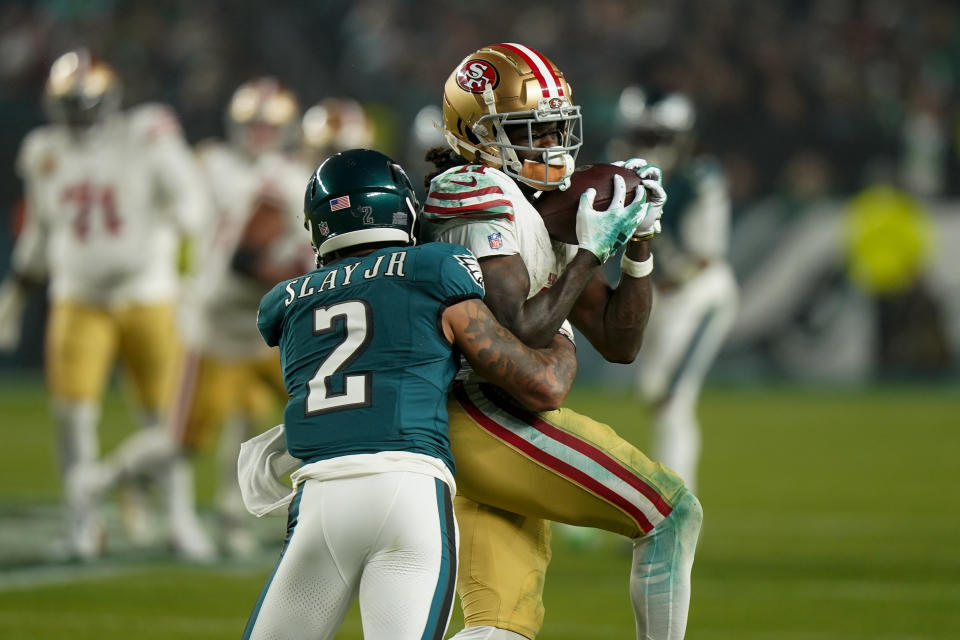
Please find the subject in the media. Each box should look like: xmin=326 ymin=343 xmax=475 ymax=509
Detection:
xmin=304 ymin=149 xmax=418 ymax=263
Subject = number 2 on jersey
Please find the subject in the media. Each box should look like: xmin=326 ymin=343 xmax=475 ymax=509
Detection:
xmin=306 ymin=300 xmax=373 ymax=415
xmin=62 ymin=183 xmax=122 ymax=240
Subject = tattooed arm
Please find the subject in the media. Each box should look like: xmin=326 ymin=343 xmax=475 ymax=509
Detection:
xmin=442 ymin=297 xmax=577 ymax=412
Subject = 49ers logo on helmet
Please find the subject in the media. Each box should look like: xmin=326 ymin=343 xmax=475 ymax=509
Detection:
xmin=456 ymin=60 xmax=499 ymax=94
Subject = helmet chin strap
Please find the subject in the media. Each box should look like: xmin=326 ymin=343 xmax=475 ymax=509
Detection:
xmin=444 ymin=130 xmax=504 ymax=169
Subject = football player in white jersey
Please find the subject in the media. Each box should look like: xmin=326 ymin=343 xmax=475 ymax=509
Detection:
xmin=181 ymin=76 xmax=314 ymax=556
xmin=609 ymin=86 xmax=739 ymax=492
xmin=76 ymin=77 xmax=315 ymax=559
xmin=420 ymin=44 xmax=702 ymax=640
xmin=0 ymin=49 xmax=206 ymax=560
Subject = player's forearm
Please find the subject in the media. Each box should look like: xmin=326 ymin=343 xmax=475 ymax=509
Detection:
xmin=575 ymin=239 xmax=652 ymax=363
xmin=454 ymin=301 xmax=577 ymax=411
xmin=511 ymin=249 xmax=600 ymax=348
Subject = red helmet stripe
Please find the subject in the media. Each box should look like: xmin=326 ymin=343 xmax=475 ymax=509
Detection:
xmin=497 ymin=42 xmax=564 ymax=99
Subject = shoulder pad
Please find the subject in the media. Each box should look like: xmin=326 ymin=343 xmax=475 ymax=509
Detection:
xmin=128 ymin=103 xmax=185 ymax=143
xmin=415 ymin=242 xmax=485 ymax=296
xmin=424 ymin=165 xmax=515 ymax=223
xmin=16 ymin=127 xmax=59 ymax=179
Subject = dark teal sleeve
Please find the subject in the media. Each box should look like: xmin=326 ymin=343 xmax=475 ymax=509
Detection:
xmin=428 ymin=243 xmax=485 ymax=303
xmin=257 ymin=281 xmax=289 ymax=347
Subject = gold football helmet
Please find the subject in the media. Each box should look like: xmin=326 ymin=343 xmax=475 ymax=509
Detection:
xmin=300 ymin=97 xmax=375 ymax=166
xmin=43 ymin=49 xmax=121 ymax=129
xmin=442 ymin=43 xmax=582 ymax=190
xmin=226 ymin=77 xmax=301 ymax=156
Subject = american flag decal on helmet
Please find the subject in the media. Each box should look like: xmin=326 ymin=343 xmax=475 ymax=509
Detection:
xmin=329 ymin=196 xmax=351 ymax=211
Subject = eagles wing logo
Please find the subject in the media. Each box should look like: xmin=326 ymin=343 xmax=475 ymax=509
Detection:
xmin=454 ymin=254 xmax=485 ymax=291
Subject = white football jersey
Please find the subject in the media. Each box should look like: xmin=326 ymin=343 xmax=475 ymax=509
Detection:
xmin=656 ymin=158 xmax=731 ymax=284
xmin=181 ymin=142 xmax=311 ymax=359
xmin=420 ymin=164 xmax=576 ymax=298
xmin=13 ymin=104 xmax=206 ymax=306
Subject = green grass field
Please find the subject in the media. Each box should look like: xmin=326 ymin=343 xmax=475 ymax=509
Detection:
xmin=1 ymin=376 xmax=958 ymax=639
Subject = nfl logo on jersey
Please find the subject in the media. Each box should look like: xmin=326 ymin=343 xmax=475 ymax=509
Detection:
xmin=487 ymin=232 xmax=503 ymax=250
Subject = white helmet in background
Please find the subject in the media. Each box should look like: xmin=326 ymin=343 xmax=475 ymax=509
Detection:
xmin=300 ymin=97 xmax=375 ymax=166
xmin=43 ymin=48 xmax=121 ymax=130
xmin=226 ymin=76 xmax=301 ymax=157
xmin=608 ymin=85 xmax=696 ymax=175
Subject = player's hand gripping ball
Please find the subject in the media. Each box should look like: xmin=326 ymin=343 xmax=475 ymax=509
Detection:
xmin=534 ymin=164 xmax=644 ymax=244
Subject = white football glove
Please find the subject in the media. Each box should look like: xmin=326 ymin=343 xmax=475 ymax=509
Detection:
xmin=576 ymin=174 xmax=649 ymax=264
xmin=0 ymin=279 xmax=27 ymax=352
xmin=613 ymin=158 xmax=666 ymax=239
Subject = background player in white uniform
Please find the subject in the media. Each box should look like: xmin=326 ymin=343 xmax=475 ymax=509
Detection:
xmin=609 ymin=87 xmax=739 ymax=491
xmin=241 ymin=148 xmax=579 ymax=640
xmin=75 ymin=77 xmax=314 ymax=559
xmin=174 ymin=76 xmax=313 ymax=556
xmin=421 ymin=44 xmax=702 ymax=640
xmin=0 ymin=49 xmax=206 ymax=559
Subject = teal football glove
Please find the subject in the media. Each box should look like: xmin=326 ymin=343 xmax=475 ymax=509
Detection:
xmin=576 ymin=174 xmax=649 ymax=263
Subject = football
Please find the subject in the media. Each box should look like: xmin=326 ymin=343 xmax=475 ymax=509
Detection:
xmin=534 ymin=164 xmax=643 ymax=244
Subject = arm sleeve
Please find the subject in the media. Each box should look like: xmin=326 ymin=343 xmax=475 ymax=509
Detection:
xmin=418 ymin=243 xmax=486 ymax=303
xmin=257 ymin=282 xmax=289 ymax=347
xmin=134 ymin=104 xmax=211 ymax=238
xmin=11 ymin=204 xmax=49 ymax=280
xmin=12 ymin=132 xmax=51 ymax=280
xmin=681 ymin=166 xmax=731 ymax=262
xmin=421 ymin=168 xmax=521 ymax=259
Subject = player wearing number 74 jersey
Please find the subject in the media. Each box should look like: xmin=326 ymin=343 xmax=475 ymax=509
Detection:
xmin=241 ymin=149 xmax=578 ymax=640
xmin=0 ymin=49 xmax=206 ymax=559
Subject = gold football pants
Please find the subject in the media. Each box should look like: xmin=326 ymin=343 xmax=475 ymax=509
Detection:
xmin=45 ymin=300 xmax=177 ymax=409
xmin=169 ymin=349 xmax=286 ymax=452
xmin=449 ymin=382 xmax=687 ymax=638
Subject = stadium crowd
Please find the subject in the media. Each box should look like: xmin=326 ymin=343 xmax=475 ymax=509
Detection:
xmin=1 ymin=0 xmax=958 ymax=208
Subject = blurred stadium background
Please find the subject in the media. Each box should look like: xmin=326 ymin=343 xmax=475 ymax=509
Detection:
xmin=0 ymin=1 xmax=958 ymax=638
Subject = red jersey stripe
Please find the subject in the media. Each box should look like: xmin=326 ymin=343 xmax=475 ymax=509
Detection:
xmin=428 ymin=186 xmax=504 ymax=201
xmin=454 ymin=165 xmax=488 ymax=174
xmin=422 ymin=200 xmax=514 ymax=219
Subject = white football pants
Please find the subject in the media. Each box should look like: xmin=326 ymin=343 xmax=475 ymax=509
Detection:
xmin=242 ymin=471 xmax=458 ymax=640
xmin=638 ymin=263 xmax=738 ymax=491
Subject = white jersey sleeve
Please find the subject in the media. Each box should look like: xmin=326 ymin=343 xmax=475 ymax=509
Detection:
xmin=681 ymin=162 xmax=731 ymax=262
xmin=129 ymin=103 xmax=210 ymax=238
xmin=420 ymin=164 xmax=572 ymax=298
xmin=420 ymin=165 xmax=522 ymax=259
xmin=11 ymin=128 xmax=58 ymax=279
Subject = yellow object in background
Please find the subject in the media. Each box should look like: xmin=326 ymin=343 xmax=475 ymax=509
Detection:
xmin=844 ymin=184 xmax=934 ymax=295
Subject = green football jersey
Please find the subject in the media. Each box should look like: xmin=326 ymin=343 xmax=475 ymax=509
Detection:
xmin=257 ymin=242 xmax=485 ymax=471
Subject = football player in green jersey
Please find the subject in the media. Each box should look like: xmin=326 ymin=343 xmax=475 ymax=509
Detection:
xmin=241 ymin=149 xmax=583 ymax=640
